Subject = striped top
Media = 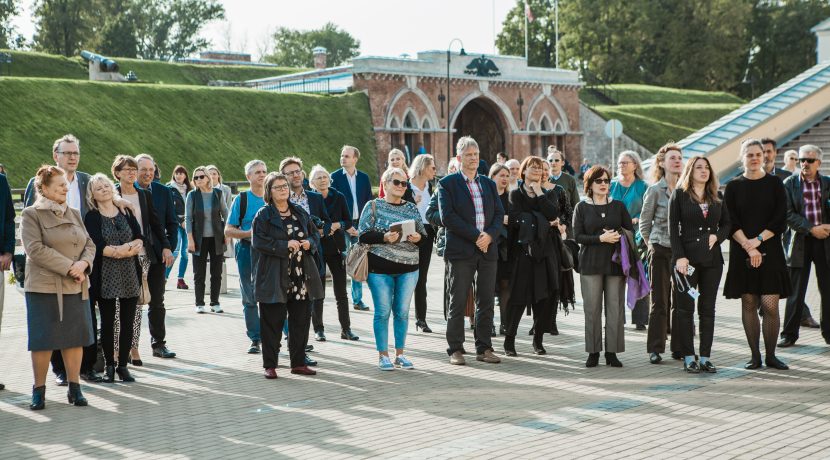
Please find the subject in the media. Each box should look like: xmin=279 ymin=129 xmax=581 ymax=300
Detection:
xmin=358 ymin=198 xmax=426 ymax=266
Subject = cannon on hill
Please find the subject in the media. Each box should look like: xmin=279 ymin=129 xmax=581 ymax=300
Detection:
xmin=80 ymin=50 xmax=128 ymax=82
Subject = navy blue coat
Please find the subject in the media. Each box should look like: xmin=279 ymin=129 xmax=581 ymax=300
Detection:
xmin=304 ymin=189 xmax=331 ymax=277
xmin=437 ymin=172 xmax=504 ymax=261
xmin=143 ymin=181 xmax=178 ymax=253
xmin=330 ymin=168 xmax=373 ymax=220
xmin=0 ymin=174 xmax=15 ymax=254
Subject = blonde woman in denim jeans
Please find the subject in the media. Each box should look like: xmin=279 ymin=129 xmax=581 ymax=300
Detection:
xmin=359 ymin=168 xmax=426 ymax=370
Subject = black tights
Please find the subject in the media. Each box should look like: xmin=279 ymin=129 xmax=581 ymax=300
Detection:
xmin=740 ymin=294 xmax=780 ymax=358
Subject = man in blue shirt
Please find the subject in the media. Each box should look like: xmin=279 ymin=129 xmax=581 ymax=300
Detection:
xmin=330 ymin=146 xmax=374 ymax=311
xmin=225 ymin=160 xmax=268 ymax=354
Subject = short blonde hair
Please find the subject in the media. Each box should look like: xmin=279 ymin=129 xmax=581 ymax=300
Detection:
xmin=382 ymin=167 xmax=407 ymax=184
xmin=86 ymin=173 xmax=116 ymax=211
xmin=409 ymin=154 xmax=434 ymax=178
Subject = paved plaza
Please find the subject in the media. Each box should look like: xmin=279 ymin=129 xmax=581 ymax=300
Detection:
xmin=1 ymin=253 xmax=829 ymax=459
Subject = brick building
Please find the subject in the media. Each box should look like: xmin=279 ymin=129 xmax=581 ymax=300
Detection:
xmin=250 ymin=49 xmax=583 ymax=173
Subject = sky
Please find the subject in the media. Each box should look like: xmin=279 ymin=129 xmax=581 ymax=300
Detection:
xmin=12 ymin=0 xmax=519 ymax=60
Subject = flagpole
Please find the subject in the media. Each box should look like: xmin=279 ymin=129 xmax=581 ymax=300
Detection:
xmin=524 ymin=0 xmax=529 ymax=59
xmin=555 ymin=0 xmax=559 ymax=67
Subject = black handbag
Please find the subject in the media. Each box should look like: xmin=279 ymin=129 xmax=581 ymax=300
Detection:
xmin=12 ymin=253 xmax=25 ymax=288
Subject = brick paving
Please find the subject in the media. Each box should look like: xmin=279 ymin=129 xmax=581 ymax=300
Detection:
xmin=1 ymin=253 xmax=829 ymax=459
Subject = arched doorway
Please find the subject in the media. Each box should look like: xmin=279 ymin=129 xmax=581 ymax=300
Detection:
xmin=452 ymin=98 xmax=505 ymax=166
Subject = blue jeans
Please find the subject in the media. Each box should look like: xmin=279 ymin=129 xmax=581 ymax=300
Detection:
xmin=367 ymin=270 xmax=419 ymax=352
xmin=235 ymin=240 xmax=261 ymax=342
xmin=165 ymin=226 xmax=189 ymax=279
xmin=347 ymin=234 xmax=364 ymax=305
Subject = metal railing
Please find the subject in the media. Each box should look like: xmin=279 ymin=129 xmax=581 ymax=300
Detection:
xmin=582 ymin=68 xmax=619 ymax=105
xmin=250 ymin=77 xmax=335 ymax=94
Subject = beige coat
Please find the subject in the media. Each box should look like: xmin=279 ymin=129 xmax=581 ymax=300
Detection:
xmin=21 ymin=199 xmax=95 ymax=321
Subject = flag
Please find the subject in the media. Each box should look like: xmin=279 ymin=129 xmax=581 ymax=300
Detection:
xmin=525 ymin=1 xmax=535 ymax=23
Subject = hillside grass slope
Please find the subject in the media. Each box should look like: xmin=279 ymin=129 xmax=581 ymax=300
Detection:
xmin=0 ymin=77 xmax=376 ymax=188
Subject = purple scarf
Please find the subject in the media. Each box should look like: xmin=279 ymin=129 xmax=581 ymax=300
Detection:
xmin=612 ymin=230 xmax=651 ymax=310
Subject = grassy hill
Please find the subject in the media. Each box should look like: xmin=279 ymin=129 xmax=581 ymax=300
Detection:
xmin=581 ymin=84 xmax=744 ymax=152
xmin=1 ymin=50 xmax=300 ymax=85
xmin=0 ymin=78 xmax=376 ymax=188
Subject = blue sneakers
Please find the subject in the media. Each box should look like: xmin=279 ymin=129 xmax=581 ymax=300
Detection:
xmin=394 ymin=355 xmax=414 ymax=370
xmin=378 ymin=356 xmax=395 ymax=371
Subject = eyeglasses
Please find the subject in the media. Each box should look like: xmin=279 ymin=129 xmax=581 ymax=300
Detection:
xmin=617 ymin=161 xmax=633 ymax=166
xmin=799 ymin=158 xmax=818 ymax=164
xmin=57 ymin=151 xmax=80 ymax=158
xmin=593 ymin=178 xmax=611 ymax=184
xmin=549 ymin=159 xmax=561 ymax=163
xmin=271 ymin=184 xmax=289 ymax=191
xmin=193 ymin=175 xmax=206 ymax=180
xmin=120 ymin=168 xmax=138 ymax=173
xmin=388 ymin=179 xmax=407 ymax=187
xmin=283 ymin=170 xmax=303 ymax=176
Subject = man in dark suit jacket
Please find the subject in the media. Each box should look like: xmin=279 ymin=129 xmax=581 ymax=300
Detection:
xmin=330 ymin=145 xmax=374 ymax=311
xmin=281 ymin=157 xmax=331 ymax=352
xmin=779 ymin=145 xmax=830 ymax=347
xmin=0 ymin=173 xmax=14 ymax=391
xmin=135 ymin=154 xmax=178 ymax=358
xmin=438 ymin=136 xmax=504 ymax=365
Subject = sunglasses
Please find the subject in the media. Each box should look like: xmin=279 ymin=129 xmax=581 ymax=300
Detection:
xmin=799 ymin=158 xmax=818 ymax=164
xmin=593 ymin=178 xmax=611 ymax=184
xmin=193 ymin=175 xmax=206 ymax=180
xmin=388 ymin=179 xmax=407 ymax=187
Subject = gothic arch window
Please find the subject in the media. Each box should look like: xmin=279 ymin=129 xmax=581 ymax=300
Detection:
xmin=421 ymin=118 xmax=432 ymax=154
xmin=403 ymin=111 xmax=419 ymax=130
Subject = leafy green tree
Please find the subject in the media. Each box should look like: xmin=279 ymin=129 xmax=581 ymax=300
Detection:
xmin=33 ymin=0 xmax=98 ymax=56
xmin=0 ymin=0 xmax=19 ymax=48
xmin=132 ymin=0 xmax=224 ymax=60
xmin=264 ymin=22 xmax=359 ymax=67
xmin=97 ymin=0 xmax=138 ymax=57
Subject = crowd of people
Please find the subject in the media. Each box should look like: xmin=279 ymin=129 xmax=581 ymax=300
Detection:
xmin=0 ymin=132 xmax=828 ymax=411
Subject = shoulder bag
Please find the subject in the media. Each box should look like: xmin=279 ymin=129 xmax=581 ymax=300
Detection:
xmin=345 ymin=200 xmax=376 ymax=282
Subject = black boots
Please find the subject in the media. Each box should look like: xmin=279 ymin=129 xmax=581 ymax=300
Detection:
xmin=67 ymin=382 xmax=88 ymax=406
xmin=605 ymin=352 xmax=623 ymax=367
xmin=503 ymin=336 xmax=518 ymax=356
xmin=103 ymin=365 xmax=116 ymax=383
xmin=532 ymin=333 xmax=547 ymax=355
xmin=30 ymin=385 xmax=46 ymax=410
xmin=115 ymin=366 xmax=135 ymax=382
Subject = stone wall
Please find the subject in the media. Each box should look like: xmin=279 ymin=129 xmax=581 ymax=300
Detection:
xmin=579 ymin=102 xmax=652 ymax=170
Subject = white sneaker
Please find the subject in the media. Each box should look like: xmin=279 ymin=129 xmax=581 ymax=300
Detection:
xmin=195 ymin=305 xmax=206 ymax=314
xmin=211 ymin=304 xmax=223 ymax=313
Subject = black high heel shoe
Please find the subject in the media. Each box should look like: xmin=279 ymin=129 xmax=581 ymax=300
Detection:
xmin=585 ymin=352 xmax=600 ymax=367
xmin=116 ymin=366 xmax=135 ymax=382
xmin=503 ymin=336 xmax=518 ymax=357
xmin=30 ymin=385 xmax=46 ymax=411
xmin=103 ymin=365 xmax=115 ymax=383
xmin=605 ymin=352 xmax=623 ymax=367
xmin=415 ymin=320 xmax=432 ymax=333
xmin=532 ymin=336 xmax=546 ymax=355
xmin=765 ymin=355 xmax=789 ymax=370
xmin=745 ymin=354 xmax=762 ymax=370
xmin=67 ymin=382 xmax=88 ymax=407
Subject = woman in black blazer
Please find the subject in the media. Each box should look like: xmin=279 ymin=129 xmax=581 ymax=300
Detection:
xmin=84 ymin=174 xmax=144 ymax=382
xmin=112 ymin=155 xmax=171 ymax=365
xmin=668 ymin=156 xmax=730 ymax=373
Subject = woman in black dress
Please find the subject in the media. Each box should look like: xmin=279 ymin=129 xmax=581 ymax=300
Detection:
xmin=489 ymin=164 xmax=511 ymax=335
xmin=504 ymin=156 xmax=569 ymax=356
xmin=723 ymin=139 xmax=791 ymax=370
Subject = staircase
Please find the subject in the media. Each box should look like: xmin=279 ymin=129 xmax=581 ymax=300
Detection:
xmin=780 ymin=116 xmax=830 ymax=176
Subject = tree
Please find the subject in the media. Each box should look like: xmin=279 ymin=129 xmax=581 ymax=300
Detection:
xmin=33 ymin=0 xmax=98 ymax=56
xmin=0 ymin=0 xmax=19 ymax=48
xmin=264 ymin=22 xmax=359 ymax=67
xmin=132 ymin=0 xmax=224 ymax=60
xmin=97 ymin=0 xmax=139 ymax=57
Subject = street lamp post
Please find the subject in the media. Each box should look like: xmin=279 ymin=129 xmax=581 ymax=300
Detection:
xmin=446 ymin=39 xmax=466 ymax=165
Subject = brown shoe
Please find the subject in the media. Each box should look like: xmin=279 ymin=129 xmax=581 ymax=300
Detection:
xmin=802 ymin=317 xmax=820 ymax=328
xmin=476 ymin=349 xmax=501 ymax=364
xmin=449 ymin=351 xmax=466 ymax=365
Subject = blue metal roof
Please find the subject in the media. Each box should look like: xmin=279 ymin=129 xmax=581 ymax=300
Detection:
xmin=678 ymin=60 xmax=830 ymax=158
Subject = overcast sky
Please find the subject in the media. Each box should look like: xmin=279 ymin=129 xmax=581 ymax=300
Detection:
xmin=12 ymin=0 xmax=518 ymax=60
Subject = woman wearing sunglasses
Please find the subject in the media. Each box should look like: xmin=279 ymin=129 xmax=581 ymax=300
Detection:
xmin=669 ymin=156 xmax=730 ymax=373
xmin=723 ymin=139 xmax=791 ymax=370
xmin=185 ymin=166 xmax=229 ymax=315
xmin=573 ymin=166 xmax=634 ymax=367
xmin=359 ymin=168 xmax=426 ymax=370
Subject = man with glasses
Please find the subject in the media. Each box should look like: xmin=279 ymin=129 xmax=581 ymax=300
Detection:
xmin=547 ymin=146 xmax=580 ymax=220
xmin=779 ymin=145 xmax=830 ymax=347
xmin=280 ymin=157 xmax=330 ymax=363
xmin=225 ymin=160 xmax=268 ymax=354
xmin=331 ymin=146 xmax=374 ymax=311
xmin=135 ymin=154 xmax=177 ymax=359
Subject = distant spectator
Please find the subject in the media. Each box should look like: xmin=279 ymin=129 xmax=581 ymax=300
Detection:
xmin=166 ymin=165 xmax=191 ymax=288
xmin=496 ymin=152 xmax=508 ymax=165
xmin=505 ymin=159 xmax=520 ymax=191
xmin=782 ymin=149 xmax=799 ymax=174
xmin=0 ymin=163 xmax=6 ymax=175
xmin=378 ymin=149 xmax=408 ymax=198
xmin=579 ymin=160 xmax=591 ymax=180
xmin=761 ymin=137 xmax=791 ymax=181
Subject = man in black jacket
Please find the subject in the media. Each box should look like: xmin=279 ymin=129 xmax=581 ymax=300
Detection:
xmin=779 ymin=145 xmax=830 ymax=347
xmin=136 ymin=154 xmax=178 ymax=359
xmin=0 ymin=173 xmax=14 ymax=391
